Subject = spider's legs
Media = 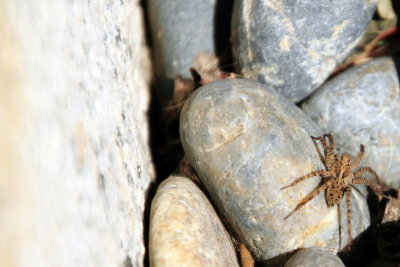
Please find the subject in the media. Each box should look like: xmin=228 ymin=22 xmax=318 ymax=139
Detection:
xmin=313 ymin=134 xmax=335 ymax=168
xmin=323 ymin=134 xmax=335 ymax=152
xmin=311 ymin=137 xmax=326 ymax=167
xmin=280 ymin=170 xmax=330 ymax=190
xmin=352 ymin=176 xmax=385 ymax=199
xmin=311 ymin=135 xmax=335 ymax=168
xmin=345 ymin=187 xmax=352 ymax=250
xmin=311 ymin=136 xmax=329 ymax=156
xmin=323 ymin=134 xmax=336 ymax=168
xmin=283 ymin=178 xmax=335 ymax=220
xmin=350 ymin=145 xmax=365 ymax=171
xmin=353 ymin=167 xmax=381 ymax=185
xmin=311 ymin=136 xmax=326 ymax=146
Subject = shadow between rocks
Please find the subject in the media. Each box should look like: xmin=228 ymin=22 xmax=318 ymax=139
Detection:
xmin=214 ymin=0 xmax=235 ymax=72
xmin=337 ymin=225 xmax=379 ymax=267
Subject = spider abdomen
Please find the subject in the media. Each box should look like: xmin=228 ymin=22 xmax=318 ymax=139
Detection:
xmin=326 ymin=185 xmax=345 ymax=207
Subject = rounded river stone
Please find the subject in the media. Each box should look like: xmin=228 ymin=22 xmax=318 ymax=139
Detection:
xmin=149 ymin=175 xmax=239 ymax=267
xmin=284 ymin=247 xmax=345 ymax=267
xmin=302 ymin=57 xmax=400 ymax=186
xmin=180 ymin=78 xmax=370 ymax=261
xmin=231 ymin=0 xmax=377 ymax=102
xmin=148 ymin=0 xmax=217 ymax=100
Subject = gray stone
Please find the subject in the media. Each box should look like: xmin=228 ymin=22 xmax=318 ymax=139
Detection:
xmin=231 ymin=0 xmax=377 ymax=102
xmin=0 ymin=1 xmax=154 ymax=266
xmin=149 ymin=175 xmax=239 ymax=267
xmin=180 ymin=78 xmax=370 ymax=261
xmin=148 ymin=0 xmax=217 ymax=101
xmin=302 ymin=57 xmax=400 ymax=186
xmin=284 ymin=247 xmax=345 ymax=267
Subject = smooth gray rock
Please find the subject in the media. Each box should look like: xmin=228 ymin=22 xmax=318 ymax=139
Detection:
xmin=285 ymin=247 xmax=345 ymax=267
xmin=231 ymin=0 xmax=377 ymax=102
xmin=148 ymin=0 xmax=217 ymax=101
xmin=180 ymin=78 xmax=370 ymax=261
xmin=149 ymin=175 xmax=239 ymax=267
xmin=302 ymin=57 xmax=400 ymax=186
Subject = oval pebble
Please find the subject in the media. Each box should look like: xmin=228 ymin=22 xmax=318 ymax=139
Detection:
xmin=149 ymin=175 xmax=239 ymax=267
xmin=284 ymin=247 xmax=345 ymax=267
xmin=231 ymin=0 xmax=376 ymax=102
xmin=180 ymin=78 xmax=370 ymax=261
xmin=302 ymin=57 xmax=400 ymax=187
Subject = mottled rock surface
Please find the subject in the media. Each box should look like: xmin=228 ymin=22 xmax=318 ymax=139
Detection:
xmin=180 ymin=79 xmax=370 ymax=261
xmin=302 ymin=57 xmax=400 ymax=186
xmin=149 ymin=175 xmax=239 ymax=267
xmin=285 ymin=247 xmax=345 ymax=267
xmin=0 ymin=1 xmax=154 ymax=266
xmin=231 ymin=0 xmax=377 ymax=102
xmin=148 ymin=0 xmax=218 ymax=101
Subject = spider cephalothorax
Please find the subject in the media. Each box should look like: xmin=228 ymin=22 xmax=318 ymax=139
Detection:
xmin=281 ymin=134 xmax=383 ymax=249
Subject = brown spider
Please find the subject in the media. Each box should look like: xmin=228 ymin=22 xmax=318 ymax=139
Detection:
xmin=281 ymin=134 xmax=383 ymax=249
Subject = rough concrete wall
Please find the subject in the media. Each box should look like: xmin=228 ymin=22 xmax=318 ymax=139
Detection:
xmin=0 ymin=0 xmax=154 ymax=266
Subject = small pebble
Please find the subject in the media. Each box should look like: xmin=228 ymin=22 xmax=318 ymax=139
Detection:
xmin=231 ymin=0 xmax=376 ymax=102
xmin=149 ymin=175 xmax=239 ymax=267
xmin=302 ymin=57 xmax=400 ymax=186
xmin=285 ymin=247 xmax=345 ymax=267
xmin=180 ymin=79 xmax=370 ymax=261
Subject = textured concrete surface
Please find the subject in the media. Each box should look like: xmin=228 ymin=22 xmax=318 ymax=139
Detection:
xmin=149 ymin=176 xmax=239 ymax=267
xmin=180 ymin=79 xmax=370 ymax=261
xmin=284 ymin=247 xmax=345 ymax=267
xmin=0 ymin=1 xmax=154 ymax=266
xmin=302 ymin=57 xmax=400 ymax=186
xmin=231 ymin=0 xmax=377 ymax=102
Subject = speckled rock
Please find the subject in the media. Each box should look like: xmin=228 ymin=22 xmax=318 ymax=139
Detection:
xmin=149 ymin=175 xmax=239 ymax=267
xmin=302 ymin=57 xmax=400 ymax=186
xmin=180 ymin=78 xmax=370 ymax=261
xmin=285 ymin=247 xmax=345 ymax=267
xmin=231 ymin=0 xmax=377 ymax=102
xmin=148 ymin=0 xmax=218 ymax=101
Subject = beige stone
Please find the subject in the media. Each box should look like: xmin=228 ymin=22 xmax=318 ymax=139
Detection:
xmin=150 ymin=176 xmax=239 ymax=267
